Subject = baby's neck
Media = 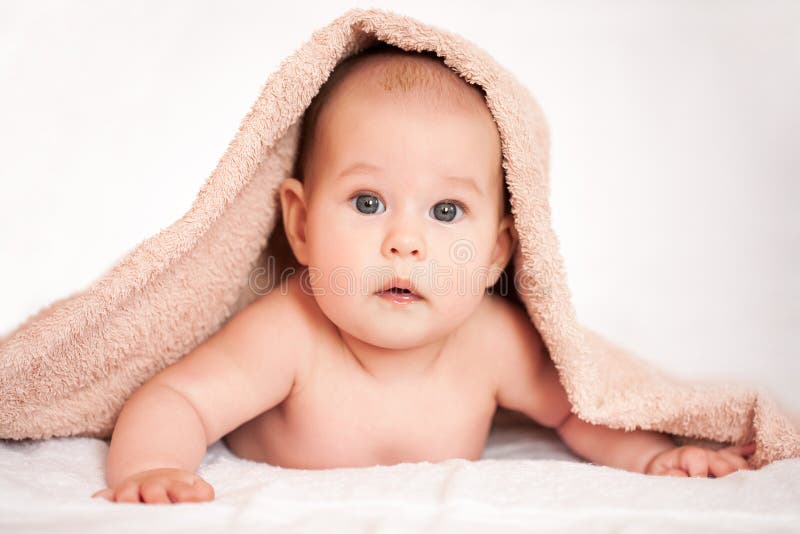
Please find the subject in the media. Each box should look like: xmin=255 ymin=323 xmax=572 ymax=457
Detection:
xmin=336 ymin=328 xmax=452 ymax=385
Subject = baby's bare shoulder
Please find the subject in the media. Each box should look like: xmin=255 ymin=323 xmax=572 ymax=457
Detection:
xmin=247 ymin=271 xmax=331 ymax=356
xmin=473 ymin=293 xmax=571 ymax=429
xmin=147 ymin=272 xmax=323 ymax=445
xmin=256 ymin=272 xmax=324 ymax=334
xmin=466 ymin=293 xmax=546 ymax=378
xmin=252 ymin=271 xmax=338 ymax=375
xmin=468 ymin=293 xmax=542 ymax=352
xmin=454 ymin=294 xmax=539 ymax=370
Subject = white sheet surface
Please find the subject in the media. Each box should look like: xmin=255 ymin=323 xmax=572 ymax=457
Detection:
xmin=2 ymin=409 xmax=799 ymax=533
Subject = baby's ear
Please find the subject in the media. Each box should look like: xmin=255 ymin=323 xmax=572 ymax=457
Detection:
xmin=278 ymin=177 xmax=310 ymax=266
xmin=486 ymin=213 xmax=517 ymax=288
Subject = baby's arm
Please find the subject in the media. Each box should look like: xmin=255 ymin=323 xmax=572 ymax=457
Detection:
xmin=488 ymin=296 xmax=754 ymax=477
xmin=92 ymin=284 xmax=311 ymax=503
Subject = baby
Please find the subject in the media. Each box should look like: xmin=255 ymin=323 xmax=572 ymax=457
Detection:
xmin=92 ymin=45 xmax=755 ymax=504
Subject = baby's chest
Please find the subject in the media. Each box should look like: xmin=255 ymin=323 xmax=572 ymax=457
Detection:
xmin=252 ymin=360 xmax=498 ymax=468
xmin=322 ymin=383 xmax=485 ymax=431
xmin=225 ymin=303 xmax=500 ymax=467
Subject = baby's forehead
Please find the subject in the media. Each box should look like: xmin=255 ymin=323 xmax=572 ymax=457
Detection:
xmin=331 ymin=52 xmax=492 ymax=119
xmin=299 ymin=50 xmax=507 ymax=210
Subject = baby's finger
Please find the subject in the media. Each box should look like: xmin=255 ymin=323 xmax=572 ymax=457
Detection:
xmin=717 ymin=449 xmax=752 ymax=471
xmin=735 ymin=442 xmax=757 ymax=456
xmin=679 ymin=447 xmax=709 ymax=477
xmin=166 ymin=480 xmax=205 ymax=503
xmin=707 ymin=454 xmax=738 ymax=478
xmin=725 ymin=442 xmax=756 ymax=458
xmin=140 ymin=480 xmax=171 ymax=504
xmin=192 ymin=477 xmax=215 ymax=501
xmin=91 ymin=488 xmax=114 ymax=501
xmin=114 ymin=480 xmax=141 ymax=503
xmin=663 ymin=468 xmax=688 ymax=477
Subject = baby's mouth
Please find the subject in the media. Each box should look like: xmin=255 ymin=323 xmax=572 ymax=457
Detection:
xmin=375 ymin=286 xmax=424 ymax=304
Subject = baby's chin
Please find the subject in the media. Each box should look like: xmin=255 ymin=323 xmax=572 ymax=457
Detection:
xmin=313 ymin=290 xmax=478 ymax=348
xmin=343 ymin=325 xmax=442 ymax=350
xmin=330 ymin=304 xmax=446 ymax=349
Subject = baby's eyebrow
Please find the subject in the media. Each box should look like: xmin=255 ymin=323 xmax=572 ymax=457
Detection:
xmin=442 ymin=174 xmax=483 ymax=196
xmin=337 ymin=161 xmax=382 ymax=178
xmin=338 ymin=161 xmax=483 ymax=196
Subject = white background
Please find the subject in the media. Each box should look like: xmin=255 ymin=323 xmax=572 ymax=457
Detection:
xmin=1 ymin=1 xmax=798 ymax=411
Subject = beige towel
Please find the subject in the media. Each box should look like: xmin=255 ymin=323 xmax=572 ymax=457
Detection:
xmin=1 ymin=8 xmax=798 ymax=469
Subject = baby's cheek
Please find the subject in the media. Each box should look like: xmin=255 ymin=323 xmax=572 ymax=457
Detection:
xmin=433 ymin=246 xmax=492 ymax=294
xmin=431 ymin=287 xmax=483 ymax=329
xmin=309 ymin=232 xmax=376 ymax=291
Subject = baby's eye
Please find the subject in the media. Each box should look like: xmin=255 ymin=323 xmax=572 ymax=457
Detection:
xmin=430 ymin=201 xmax=465 ymax=223
xmin=350 ymin=193 xmax=386 ymax=215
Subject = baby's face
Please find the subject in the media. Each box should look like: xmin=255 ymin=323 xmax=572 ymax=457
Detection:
xmin=280 ymin=65 xmax=515 ymax=349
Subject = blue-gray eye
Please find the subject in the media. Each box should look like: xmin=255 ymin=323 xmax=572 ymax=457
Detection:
xmin=430 ymin=201 xmax=463 ymax=222
xmin=351 ymin=193 xmax=385 ymax=214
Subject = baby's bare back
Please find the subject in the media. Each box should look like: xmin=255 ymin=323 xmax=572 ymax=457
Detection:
xmin=223 ymin=275 xmax=500 ymax=469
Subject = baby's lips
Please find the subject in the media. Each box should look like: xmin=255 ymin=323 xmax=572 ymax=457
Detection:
xmin=374 ymin=287 xmax=424 ymax=299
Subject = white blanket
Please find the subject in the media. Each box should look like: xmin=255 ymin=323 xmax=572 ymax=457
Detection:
xmin=2 ymin=409 xmax=798 ymax=533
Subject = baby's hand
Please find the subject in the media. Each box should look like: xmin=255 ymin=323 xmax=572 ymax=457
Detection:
xmin=644 ymin=442 xmax=756 ymax=478
xmin=91 ymin=468 xmax=215 ymax=504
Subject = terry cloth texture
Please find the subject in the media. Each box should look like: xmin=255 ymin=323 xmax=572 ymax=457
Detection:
xmin=1 ymin=7 xmax=798 ymax=469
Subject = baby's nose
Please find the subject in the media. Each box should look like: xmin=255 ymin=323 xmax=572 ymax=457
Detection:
xmin=382 ymin=229 xmax=425 ymax=260
xmin=390 ymin=244 xmax=420 ymax=257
